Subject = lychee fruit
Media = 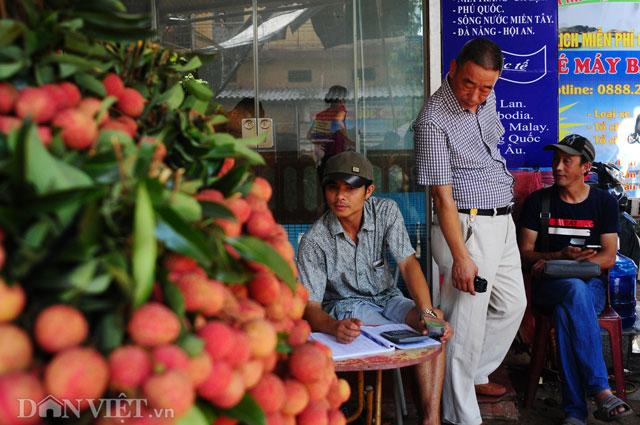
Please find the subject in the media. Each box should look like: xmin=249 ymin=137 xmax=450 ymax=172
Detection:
xmin=53 ymin=108 xmax=98 ymax=150
xmin=15 ymin=87 xmax=56 ymax=123
xmin=0 ymin=83 xmax=18 ymax=114
xmin=151 ymin=344 xmax=189 ymax=373
xmin=248 ymin=271 xmax=281 ymax=306
xmin=34 ymin=304 xmax=88 ymax=353
xmin=108 ymin=345 xmax=152 ymax=391
xmin=0 ymin=372 xmax=46 ymax=425
xmin=143 ymin=370 xmax=194 ymax=416
xmin=249 ymin=373 xmax=286 ymax=414
xmin=249 ymin=177 xmax=273 ymax=202
xmin=117 ymin=88 xmax=145 ymax=117
xmin=103 ymin=73 xmax=125 ymax=98
xmin=243 ymin=319 xmax=277 ymax=358
xmin=0 ymin=281 xmax=26 ymax=323
xmin=45 ymin=348 xmax=109 ymax=409
xmin=289 ymin=343 xmax=329 ymax=383
xmin=0 ymin=324 xmax=32 ymax=373
xmin=198 ymin=321 xmax=234 ymax=360
xmin=127 ymin=302 xmax=181 ymax=347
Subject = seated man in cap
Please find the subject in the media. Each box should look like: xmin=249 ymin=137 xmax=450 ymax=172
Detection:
xmin=519 ymin=134 xmax=633 ymax=425
xmin=296 ymin=151 xmax=451 ymax=425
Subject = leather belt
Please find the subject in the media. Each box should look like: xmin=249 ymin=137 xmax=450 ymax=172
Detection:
xmin=458 ymin=204 xmax=514 ymax=216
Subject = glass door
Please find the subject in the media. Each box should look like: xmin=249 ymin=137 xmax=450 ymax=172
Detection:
xmin=154 ymin=0 xmax=427 ymax=273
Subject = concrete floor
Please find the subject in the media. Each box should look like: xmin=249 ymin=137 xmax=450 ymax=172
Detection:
xmin=372 ymin=346 xmax=640 ymax=425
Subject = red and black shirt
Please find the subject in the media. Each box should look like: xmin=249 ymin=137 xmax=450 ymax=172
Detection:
xmin=520 ymin=185 xmax=619 ymax=252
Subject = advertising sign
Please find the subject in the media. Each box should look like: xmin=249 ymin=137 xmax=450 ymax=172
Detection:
xmin=558 ymin=0 xmax=640 ymax=197
xmin=441 ymin=0 xmax=558 ymax=168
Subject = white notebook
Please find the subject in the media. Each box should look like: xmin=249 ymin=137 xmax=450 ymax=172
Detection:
xmin=310 ymin=323 xmax=440 ymax=361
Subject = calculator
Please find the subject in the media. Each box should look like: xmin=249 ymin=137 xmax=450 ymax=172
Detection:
xmin=380 ymin=329 xmax=429 ymax=344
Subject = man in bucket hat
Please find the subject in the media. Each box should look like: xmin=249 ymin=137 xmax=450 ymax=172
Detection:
xmin=519 ymin=134 xmax=633 ymax=424
xmin=297 ymin=151 xmax=451 ymax=425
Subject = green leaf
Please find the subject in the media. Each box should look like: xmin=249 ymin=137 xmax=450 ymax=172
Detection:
xmin=177 ymin=334 xmax=204 ymax=357
xmin=58 ymin=63 xmax=78 ymax=79
xmin=169 ymin=191 xmax=202 ymax=223
xmin=45 ymin=52 xmax=108 ymax=71
xmin=96 ymin=312 xmax=125 ymax=353
xmin=0 ymin=61 xmax=24 ymax=79
xmin=160 ymin=277 xmax=185 ymax=317
xmin=0 ymin=20 xmax=23 ymax=47
xmin=15 ymin=123 xmax=92 ymax=195
xmin=104 ymin=251 xmax=132 ymax=296
xmin=228 ymin=236 xmax=295 ymax=289
xmin=213 ymin=165 xmax=250 ymax=195
xmin=172 ymin=56 xmax=202 ymax=72
xmin=276 ymin=332 xmax=292 ymax=354
xmin=200 ymin=201 xmax=234 ymax=220
xmin=155 ymin=206 xmax=212 ymax=268
xmin=177 ymin=405 xmax=209 ymax=425
xmin=132 ymin=182 xmax=157 ymax=308
xmin=183 ymin=79 xmax=213 ymax=101
xmin=158 ymin=82 xmax=185 ymax=110
xmin=35 ymin=64 xmax=55 ymax=84
xmin=221 ymin=395 xmax=265 ymax=425
xmin=21 ymin=187 xmax=105 ymax=213
xmin=133 ymin=138 xmax=156 ymax=178
xmin=23 ymin=221 xmax=50 ymax=248
xmin=75 ymin=72 xmax=107 ymax=97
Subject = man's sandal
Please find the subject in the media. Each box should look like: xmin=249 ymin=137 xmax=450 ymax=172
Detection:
xmin=561 ymin=417 xmax=586 ymax=425
xmin=593 ymin=394 xmax=634 ymax=422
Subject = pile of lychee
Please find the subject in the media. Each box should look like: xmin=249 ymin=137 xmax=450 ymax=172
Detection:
xmin=0 ymin=73 xmax=146 ymax=150
xmin=0 ymin=176 xmax=350 ymax=424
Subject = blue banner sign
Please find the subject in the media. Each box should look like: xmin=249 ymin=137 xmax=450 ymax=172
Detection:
xmin=441 ymin=0 xmax=558 ymax=169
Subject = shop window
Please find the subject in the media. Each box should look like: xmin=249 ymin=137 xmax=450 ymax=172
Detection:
xmin=288 ymin=70 xmax=312 ymax=83
xmin=355 ymin=67 xmax=376 ymax=81
xmin=303 ymin=166 xmax=318 ymax=212
xmin=283 ymin=167 xmax=298 ymax=212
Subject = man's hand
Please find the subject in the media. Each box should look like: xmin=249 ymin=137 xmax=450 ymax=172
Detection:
xmin=561 ymin=246 xmax=597 ymax=261
xmin=408 ymin=308 xmax=453 ymax=343
xmin=531 ymin=259 xmax=546 ymax=278
xmin=334 ymin=318 xmax=362 ymax=343
xmin=452 ymin=255 xmax=479 ymax=295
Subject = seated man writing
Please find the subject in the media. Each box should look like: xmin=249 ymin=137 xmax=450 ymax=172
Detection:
xmin=296 ymin=151 xmax=451 ymax=425
xmin=518 ymin=134 xmax=633 ymax=425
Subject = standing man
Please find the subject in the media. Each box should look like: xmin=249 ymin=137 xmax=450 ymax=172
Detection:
xmin=519 ymin=135 xmax=633 ymax=425
xmin=297 ymin=151 xmax=451 ymax=425
xmin=414 ymin=38 xmax=526 ymax=424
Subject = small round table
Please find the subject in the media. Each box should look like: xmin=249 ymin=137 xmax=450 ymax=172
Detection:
xmin=334 ymin=345 xmax=442 ymax=425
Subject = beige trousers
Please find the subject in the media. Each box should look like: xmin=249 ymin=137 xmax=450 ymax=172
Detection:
xmin=432 ymin=213 xmax=526 ymax=425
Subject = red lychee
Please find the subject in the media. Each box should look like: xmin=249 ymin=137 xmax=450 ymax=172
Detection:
xmin=45 ymin=348 xmax=109 ymax=409
xmin=249 ymin=177 xmax=273 ymax=202
xmin=0 ymin=281 xmax=26 ymax=323
xmin=0 ymin=324 xmax=32 ymax=374
xmin=103 ymin=73 xmax=125 ymax=98
xmin=53 ymin=108 xmax=98 ymax=150
xmin=128 ymin=302 xmax=181 ymax=347
xmin=249 ymin=373 xmax=286 ymax=414
xmin=34 ymin=304 xmax=88 ymax=353
xmin=0 ymin=83 xmax=18 ymax=114
xmin=143 ymin=370 xmax=194 ymax=417
xmin=0 ymin=372 xmax=46 ymax=425
xmin=15 ymin=87 xmax=56 ymax=123
xmin=117 ymin=88 xmax=145 ymax=117
xmin=108 ymin=345 xmax=152 ymax=391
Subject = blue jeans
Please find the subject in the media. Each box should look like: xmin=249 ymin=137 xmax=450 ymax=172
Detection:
xmin=534 ymin=277 xmax=609 ymax=421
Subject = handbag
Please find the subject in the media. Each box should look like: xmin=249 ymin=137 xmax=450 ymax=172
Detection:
xmin=543 ymin=259 xmax=601 ymax=279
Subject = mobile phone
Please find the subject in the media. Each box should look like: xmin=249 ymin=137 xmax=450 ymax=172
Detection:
xmin=474 ymin=276 xmax=488 ymax=293
xmin=380 ymin=329 xmax=429 ymax=344
xmin=423 ymin=317 xmax=445 ymax=338
xmin=584 ymin=244 xmax=602 ymax=250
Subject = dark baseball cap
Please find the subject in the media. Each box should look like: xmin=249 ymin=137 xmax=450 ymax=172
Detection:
xmin=544 ymin=134 xmax=595 ymax=162
xmin=322 ymin=151 xmax=374 ymax=188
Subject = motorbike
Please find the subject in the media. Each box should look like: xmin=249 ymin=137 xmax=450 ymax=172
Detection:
xmin=588 ymin=162 xmax=640 ymax=267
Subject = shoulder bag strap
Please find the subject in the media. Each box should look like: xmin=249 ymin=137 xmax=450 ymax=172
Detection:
xmin=539 ymin=187 xmax=551 ymax=252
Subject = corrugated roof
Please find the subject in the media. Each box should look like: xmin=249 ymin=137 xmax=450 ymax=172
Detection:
xmin=216 ymin=85 xmax=422 ymax=101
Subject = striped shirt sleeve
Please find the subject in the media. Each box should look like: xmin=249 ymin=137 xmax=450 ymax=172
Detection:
xmin=415 ymin=121 xmax=452 ymax=186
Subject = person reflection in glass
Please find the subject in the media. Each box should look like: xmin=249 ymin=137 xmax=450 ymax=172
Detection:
xmin=627 ymin=114 xmax=640 ymax=144
xmin=308 ymin=85 xmax=354 ymax=177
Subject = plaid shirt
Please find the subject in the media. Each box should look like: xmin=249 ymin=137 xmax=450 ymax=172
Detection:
xmin=296 ymin=197 xmax=414 ymax=316
xmin=413 ymin=77 xmax=514 ymax=209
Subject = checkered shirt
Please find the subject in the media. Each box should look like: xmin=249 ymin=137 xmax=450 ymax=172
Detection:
xmin=296 ymin=197 xmax=414 ymax=315
xmin=413 ymin=77 xmax=514 ymax=209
